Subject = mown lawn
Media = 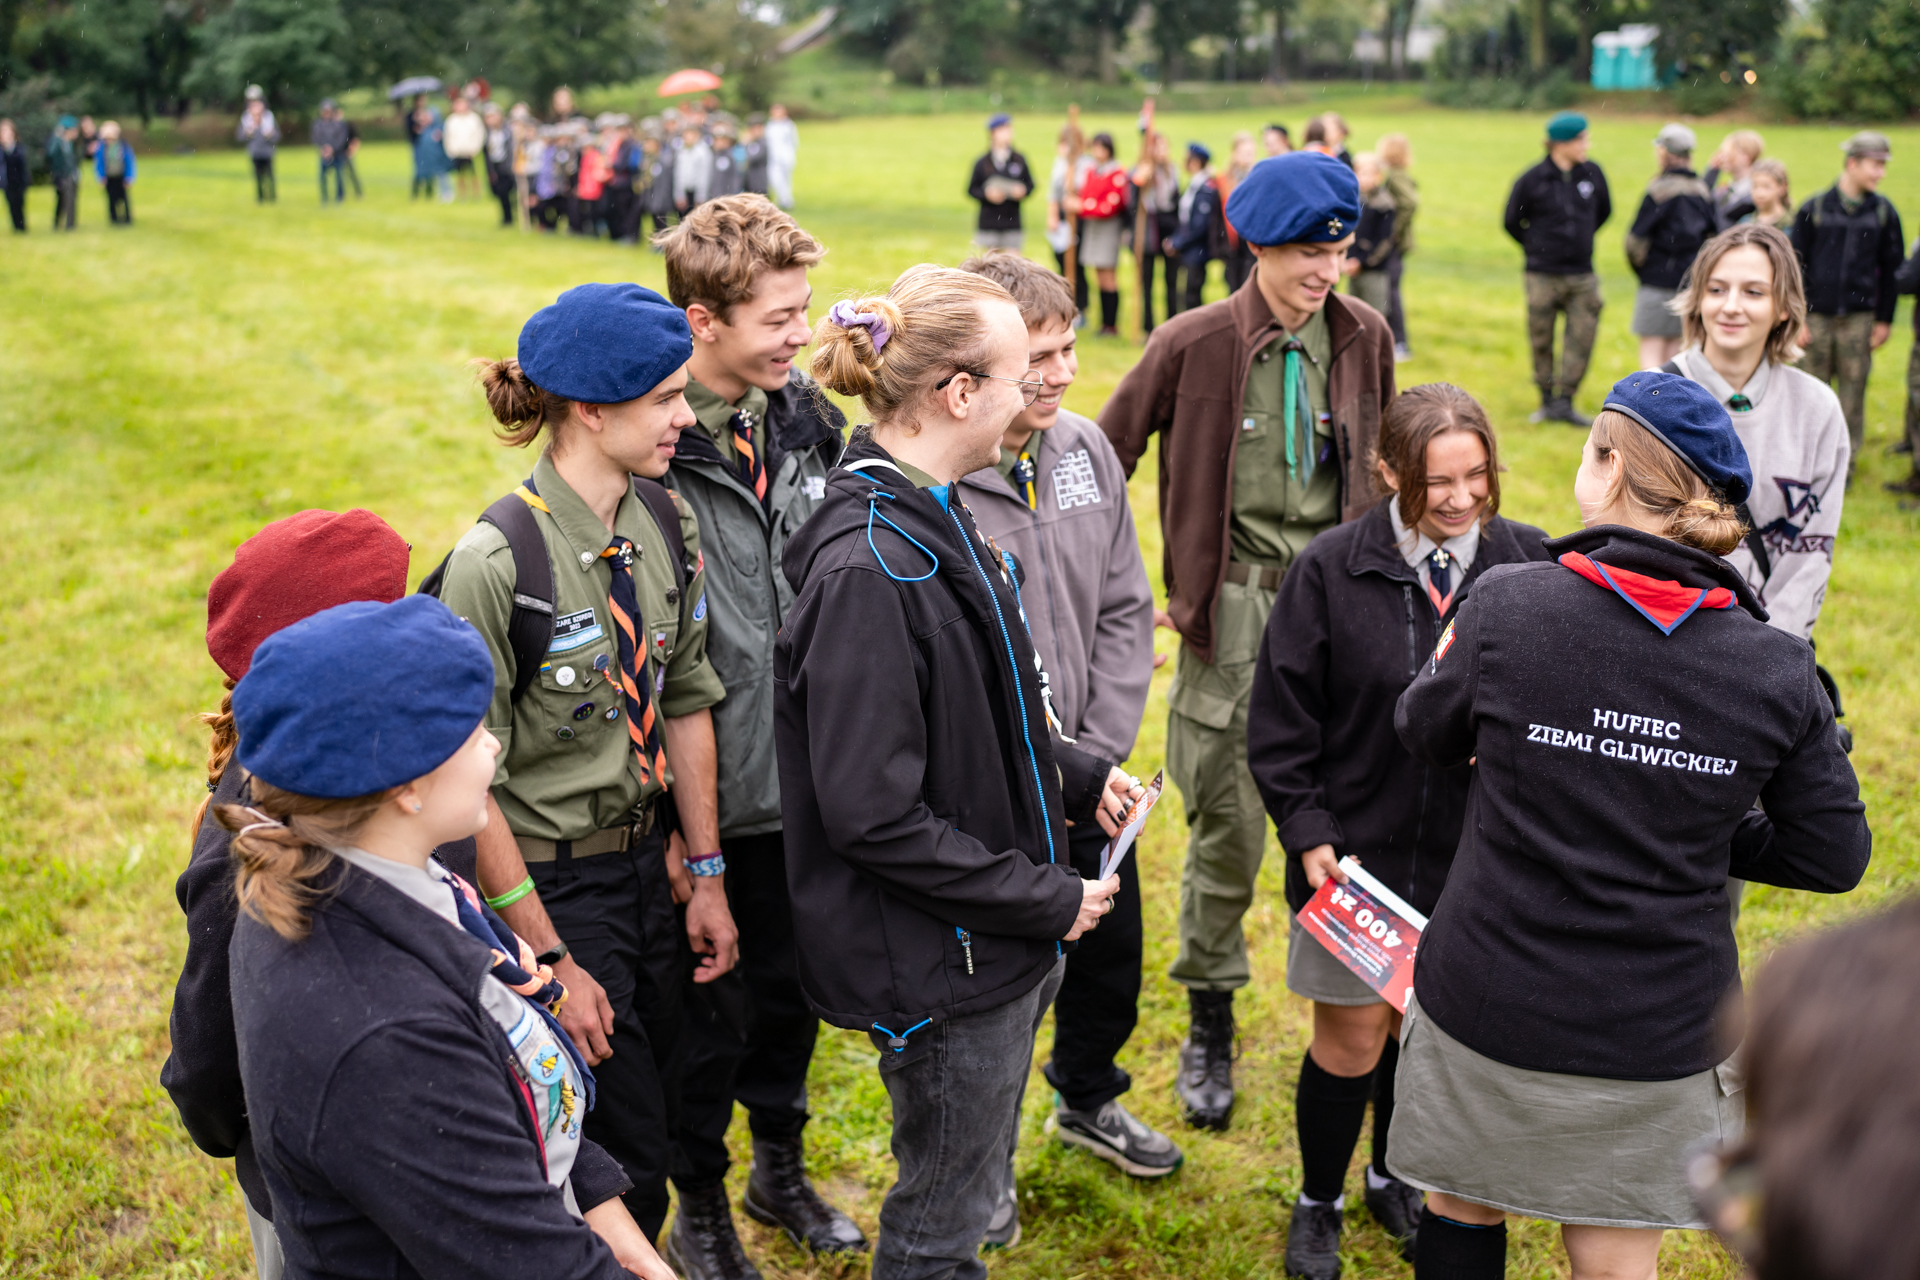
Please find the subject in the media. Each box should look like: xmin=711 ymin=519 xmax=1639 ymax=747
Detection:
xmin=1 ymin=96 xmax=1915 ymax=1279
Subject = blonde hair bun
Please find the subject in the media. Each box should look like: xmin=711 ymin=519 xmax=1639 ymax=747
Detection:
xmin=807 ymin=267 xmax=1015 ymax=422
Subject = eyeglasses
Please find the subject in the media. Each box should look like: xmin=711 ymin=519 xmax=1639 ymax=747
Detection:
xmin=934 ymin=369 xmax=1047 ymax=407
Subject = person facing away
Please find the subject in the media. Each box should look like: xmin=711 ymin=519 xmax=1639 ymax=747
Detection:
xmin=1625 ymin=123 xmax=1716 ymax=371
xmin=1388 ymin=372 xmax=1868 ymax=1280
xmin=94 ymin=120 xmax=134 ymax=225
xmin=220 ymin=593 xmax=677 ymax=1280
xmin=46 ymin=115 xmax=80 ymax=229
xmin=1790 ymin=130 xmax=1904 ymax=480
xmin=955 ymin=252 xmax=1179 ymax=1216
xmin=1247 ymin=384 xmax=1551 ymax=1277
xmin=650 ymin=193 xmax=866 ymax=1280
xmin=778 ymin=265 xmax=1139 ymax=1280
xmin=1504 ymin=111 xmax=1611 ymax=427
xmin=1101 ymin=151 xmax=1396 ymax=1137
xmin=967 ymin=112 xmax=1032 ymax=253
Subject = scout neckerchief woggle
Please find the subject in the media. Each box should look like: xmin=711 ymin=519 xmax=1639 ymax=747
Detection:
xmin=731 ymin=408 xmax=768 ymax=505
xmin=1280 ymin=336 xmax=1316 ymax=486
xmin=1012 ymin=451 xmax=1038 ymax=511
xmin=1427 ymin=548 xmax=1455 ymax=615
xmin=601 ymin=538 xmax=668 ymax=785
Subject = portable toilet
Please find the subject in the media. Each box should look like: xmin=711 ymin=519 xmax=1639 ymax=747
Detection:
xmin=1592 ymin=24 xmax=1659 ymax=89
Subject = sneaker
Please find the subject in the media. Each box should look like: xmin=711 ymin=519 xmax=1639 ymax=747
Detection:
xmin=1055 ymin=1099 xmax=1185 ymax=1178
xmin=1283 ymin=1200 xmax=1344 ymax=1280
xmin=981 ymin=1185 xmax=1021 ymax=1251
xmin=1362 ymin=1174 xmax=1424 ymax=1261
xmin=1393 ymin=343 xmax=1413 ymax=363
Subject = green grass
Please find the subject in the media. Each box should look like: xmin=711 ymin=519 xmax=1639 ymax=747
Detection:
xmin=2 ymin=101 xmax=1916 ymax=1279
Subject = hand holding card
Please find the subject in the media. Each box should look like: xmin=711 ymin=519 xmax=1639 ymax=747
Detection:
xmin=1098 ymin=768 xmax=1163 ymax=881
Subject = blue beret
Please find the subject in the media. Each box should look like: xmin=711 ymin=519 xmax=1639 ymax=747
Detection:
xmin=987 ymin=113 xmax=1011 ymax=130
xmin=1224 ymin=152 xmax=1361 ymax=248
xmin=1547 ymin=112 xmax=1588 ymax=142
xmin=1187 ymin=141 xmax=1212 ymax=164
xmin=518 ymin=283 xmax=691 ymax=406
xmin=234 ymin=596 xmax=495 ymax=799
xmin=1602 ymin=372 xmax=1753 ymax=505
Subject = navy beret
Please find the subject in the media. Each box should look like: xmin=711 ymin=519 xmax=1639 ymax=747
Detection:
xmin=1603 ymin=372 xmax=1753 ymax=505
xmin=987 ymin=113 xmax=1011 ymax=130
xmin=1224 ymin=151 xmax=1361 ymax=248
xmin=518 ymin=283 xmax=692 ymax=406
xmin=1187 ymin=141 xmax=1212 ymax=164
xmin=234 ymin=596 xmax=495 ymax=799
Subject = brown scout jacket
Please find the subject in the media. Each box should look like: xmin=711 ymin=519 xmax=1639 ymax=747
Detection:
xmin=1099 ymin=282 xmax=1396 ymax=664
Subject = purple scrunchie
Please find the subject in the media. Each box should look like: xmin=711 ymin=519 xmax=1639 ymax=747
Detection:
xmin=827 ymin=300 xmax=892 ymax=351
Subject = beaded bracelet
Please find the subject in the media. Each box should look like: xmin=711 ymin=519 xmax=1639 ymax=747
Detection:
xmin=485 ymin=875 xmax=536 ymax=910
xmin=686 ymin=851 xmax=727 ymax=877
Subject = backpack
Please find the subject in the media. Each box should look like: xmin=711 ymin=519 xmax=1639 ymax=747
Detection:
xmin=418 ymin=476 xmax=692 ymax=704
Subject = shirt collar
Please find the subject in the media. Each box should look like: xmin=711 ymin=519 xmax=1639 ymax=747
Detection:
xmin=1679 ymin=346 xmax=1773 ymax=410
xmin=337 ymin=848 xmax=459 ymax=927
xmin=1390 ymin=496 xmax=1480 ymax=572
xmin=531 ymin=452 xmax=644 ymax=571
xmin=684 ymin=376 xmax=769 ymax=447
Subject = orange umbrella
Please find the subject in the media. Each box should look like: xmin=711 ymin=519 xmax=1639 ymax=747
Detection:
xmin=658 ymin=69 xmax=723 ymax=97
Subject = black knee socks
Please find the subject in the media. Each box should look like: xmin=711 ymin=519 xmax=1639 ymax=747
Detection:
xmin=1099 ymin=289 xmax=1119 ymax=330
xmin=1413 ymin=1207 xmax=1506 ymax=1280
xmin=1371 ymin=1034 xmax=1399 ymax=1178
xmin=1295 ymin=1051 xmax=1374 ymax=1203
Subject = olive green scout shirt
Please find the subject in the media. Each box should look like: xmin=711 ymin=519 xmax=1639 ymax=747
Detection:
xmin=438 ymin=453 xmax=726 ymax=842
xmin=684 ymin=379 xmax=769 ymax=470
xmin=1230 ymin=305 xmax=1340 ymax=569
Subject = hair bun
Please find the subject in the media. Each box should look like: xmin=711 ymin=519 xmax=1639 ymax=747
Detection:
xmin=811 ymin=297 xmax=901 ymax=398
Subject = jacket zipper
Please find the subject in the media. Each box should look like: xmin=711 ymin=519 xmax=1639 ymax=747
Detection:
xmin=1402 ymin=585 xmax=1418 ymax=680
xmin=956 ymin=927 xmax=974 ymax=974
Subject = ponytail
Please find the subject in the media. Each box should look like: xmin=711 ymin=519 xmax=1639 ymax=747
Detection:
xmin=216 ymin=779 xmax=396 ymax=940
xmin=191 ymin=676 xmax=238 ymax=834
xmin=1590 ymin=410 xmax=1747 ymax=556
xmin=473 ymin=357 xmax=567 ymax=448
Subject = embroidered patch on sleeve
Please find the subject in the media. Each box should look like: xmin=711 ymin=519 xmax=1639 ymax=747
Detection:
xmin=1052 ymin=448 xmax=1102 ymax=509
xmin=1431 ymin=618 xmax=1456 ymax=670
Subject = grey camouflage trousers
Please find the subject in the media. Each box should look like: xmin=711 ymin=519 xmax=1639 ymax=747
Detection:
xmin=1525 ymin=271 xmax=1604 ymax=403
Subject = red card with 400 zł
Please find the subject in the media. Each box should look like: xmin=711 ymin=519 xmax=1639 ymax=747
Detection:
xmin=1295 ymin=858 xmax=1429 ymax=1014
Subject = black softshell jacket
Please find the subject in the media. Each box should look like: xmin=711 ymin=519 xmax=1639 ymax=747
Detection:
xmin=775 ymin=437 xmax=1105 ymax=1039
xmin=1395 ymin=527 xmax=1870 ymax=1081
xmin=1248 ymin=501 xmax=1550 ymax=918
xmin=1503 ymin=156 xmax=1613 ymax=275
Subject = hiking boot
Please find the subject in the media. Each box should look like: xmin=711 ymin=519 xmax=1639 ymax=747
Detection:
xmin=1884 ymin=472 xmax=1920 ymax=496
xmin=1548 ymin=396 xmax=1591 ymax=427
xmin=666 ymin=1182 xmax=763 ymax=1280
xmin=981 ymin=1185 xmax=1021 ymax=1251
xmin=742 ymin=1134 xmax=868 ymax=1254
xmin=1527 ymin=396 xmax=1553 ymax=424
xmin=1176 ymin=989 xmax=1235 ymax=1131
xmin=1055 ymin=1098 xmax=1185 ymax=1178
xmin=1363 ymin=1175 xmax=1425 ymax=1261
xmin=1283 ymin=1200 xmax=1344 ymax=1280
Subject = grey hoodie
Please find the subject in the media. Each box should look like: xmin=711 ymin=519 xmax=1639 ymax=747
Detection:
xmin=959 ymin=408 xmax=1155 ymax=765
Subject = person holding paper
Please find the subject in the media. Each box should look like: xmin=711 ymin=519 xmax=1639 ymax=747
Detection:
xmin=1388 ymin=372 xmax=1869 ymax=1280
xmin=1246 ymin=383 xmax=1550 ymax=1277
xmin=956 ymin=252 xmax=1180 ymax=1185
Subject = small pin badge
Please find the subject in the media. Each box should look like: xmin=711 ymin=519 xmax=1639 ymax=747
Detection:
xmin=554 ymin=667 xmax=576 ymax=688
xmin=1327 ymin=217 xmax=1344 ymax=235
xmin=571 ymin=701 xmax=596 ymax=721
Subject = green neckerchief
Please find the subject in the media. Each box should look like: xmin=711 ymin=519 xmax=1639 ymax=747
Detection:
xmin=1280 ymin=334 xmax=1316 ymax=487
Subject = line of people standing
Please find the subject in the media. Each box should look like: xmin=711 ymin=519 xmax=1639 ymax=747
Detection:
xmin=2 ymin=112 xmax=135 ymax=231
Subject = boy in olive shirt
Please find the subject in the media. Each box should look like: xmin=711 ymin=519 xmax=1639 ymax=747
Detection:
xmin=654 ymin=193 xmax=862 ymax=1280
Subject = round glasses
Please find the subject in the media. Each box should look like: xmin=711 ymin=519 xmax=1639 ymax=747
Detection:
xmin=934 ymin=369 xmax=1047 ymax=407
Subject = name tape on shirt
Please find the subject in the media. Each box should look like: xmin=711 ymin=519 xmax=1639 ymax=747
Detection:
xmin=548 ymin=607 xmax=605 ymax=653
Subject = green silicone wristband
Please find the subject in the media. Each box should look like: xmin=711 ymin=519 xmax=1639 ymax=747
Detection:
xmin=485 ymin=876 xmax=536 ymax=910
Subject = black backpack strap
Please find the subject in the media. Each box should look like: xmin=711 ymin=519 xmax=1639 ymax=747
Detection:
xmin=484 ymin=490 xmax=556 ymax=705
xmin=632 ymin=476 xmax=692 ymax=607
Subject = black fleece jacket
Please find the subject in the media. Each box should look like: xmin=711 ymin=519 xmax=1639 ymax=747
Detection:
xmin=774 ymin=437 xmax=1104 ymax=1039
xmin=233 ymin=861 xmax=632 ymax=1280
xmin=1504 ymin=156 xmax=1612 ymax=275
xmin=1248 ymin=501 xmax=1550 ymax=918
xmin=1396 ymin=527 xmax=1870 ymax=1081
xmin=1791 ymin=184 xmax=1906 ymax=321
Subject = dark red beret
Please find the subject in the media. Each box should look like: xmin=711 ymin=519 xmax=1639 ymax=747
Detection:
xmin=207 ymin=509 xmax=411 ymax=680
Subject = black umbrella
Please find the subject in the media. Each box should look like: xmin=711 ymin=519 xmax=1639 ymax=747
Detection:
xmin=387 ymin=76 xmax=443 ymax=100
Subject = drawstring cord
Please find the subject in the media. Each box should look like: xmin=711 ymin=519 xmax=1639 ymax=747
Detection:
xmin=873 ymin=1017 xmax=933 ymax=1051
xmin=865 ymin=489 xmax=940 ymax=583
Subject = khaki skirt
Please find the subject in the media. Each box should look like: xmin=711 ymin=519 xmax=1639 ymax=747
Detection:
xmin=1386 ymin=993 xmax=1742 ymax=1229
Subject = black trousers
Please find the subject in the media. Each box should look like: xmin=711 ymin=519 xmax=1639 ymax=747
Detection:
xmin=1223 ymin=242 xmax=1255 ymax=293
xmin=487 ymin=162 xmax=515 ymax=225
xmin=1043 ymin=820 xmax=1145 ymax=1113
xmin=1180 ymin=254 xmax=1210 ymax=313
xmin=673 ymin=830 xmax=818 ymax=1187
xmin=252 ymin=157 xmax=275 ymax=203
xmin=531 ymin=829 xmax=687 ymax=1240
xmin=1138 ymin=246 xmax=1181 ymax=331
xmin=6 ymin=184 xmax=25 ymax=230
xmin=106 ymin=176 xmax=131 ymax=223
xmin=1053 ymin=246 xmax=1090 ymax=312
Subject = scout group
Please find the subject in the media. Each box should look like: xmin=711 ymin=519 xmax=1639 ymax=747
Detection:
xmin=163 ymin=144 xmax=1873 ymax=1280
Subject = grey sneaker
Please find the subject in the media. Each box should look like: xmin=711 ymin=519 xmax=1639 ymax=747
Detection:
xmin=980 ymin=1184 xmax=1021 ymax=1250
xmin=1283 ymin=1200 xmax=1344 ymax=1280
xmin=1056 ymin=1099 xmax=1185 ymax=1178
xmin=1363 ymin=1175 xmax=1425 ymax=1261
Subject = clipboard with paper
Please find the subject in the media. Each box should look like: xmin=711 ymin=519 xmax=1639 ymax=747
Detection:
xmin=1098 ymin=769 xmax=1163 ymax=880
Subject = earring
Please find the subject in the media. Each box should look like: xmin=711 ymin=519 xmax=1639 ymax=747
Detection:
xmin=411 ymin=803 xmax=423 ymax=813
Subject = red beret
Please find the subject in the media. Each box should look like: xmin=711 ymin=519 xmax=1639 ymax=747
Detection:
xmin=207 ymin=509 xmax=411 ymax=680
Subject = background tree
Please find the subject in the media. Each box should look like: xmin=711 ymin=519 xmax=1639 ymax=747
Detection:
xmin=5 ymin=0 xmax=198 ymax=120
xmin=455 ymin=0 xmax=659 ymax=107
xmin=1149 ymin=0 xmax=1243 ymax=82
xmin=1652 ymin=0 xmax=1785 ymax=85
xmin=658 ymin=0 xmax=786 ymax=109
xmin=182 ymin=0 xmax=349 ymax=108
xmin=1772 ymin=0 xmax=1920 ymax=120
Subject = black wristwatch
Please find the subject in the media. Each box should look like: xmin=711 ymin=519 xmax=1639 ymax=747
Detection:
xmin=536 ymin=941 xmax=569 ymax=967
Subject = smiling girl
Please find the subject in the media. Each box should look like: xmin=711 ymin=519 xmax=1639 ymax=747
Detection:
xmin=1246 ymin=383 xmax=1551 ymax=1274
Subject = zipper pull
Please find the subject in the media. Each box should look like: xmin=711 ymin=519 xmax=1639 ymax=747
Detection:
xmin=956 ymin=927 xmax=974 ymax=975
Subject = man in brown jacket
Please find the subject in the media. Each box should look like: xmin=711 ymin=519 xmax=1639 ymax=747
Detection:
xmin=1100 ymin=151 xmax=1395 ymax=1135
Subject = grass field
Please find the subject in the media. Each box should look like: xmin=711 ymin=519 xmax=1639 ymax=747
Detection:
xmin=2 ymin=95 xmax=1917 ymax=1279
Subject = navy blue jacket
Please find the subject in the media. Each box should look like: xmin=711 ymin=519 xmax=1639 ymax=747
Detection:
xmin=1396 ymin=526 xmax=1870 ymax=1081
xmin=231 ymin=857 xmax=632 ymax=1279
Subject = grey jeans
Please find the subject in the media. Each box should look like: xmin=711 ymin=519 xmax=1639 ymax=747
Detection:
xmin=868 ymin=956 xmax=1065 ymax=1280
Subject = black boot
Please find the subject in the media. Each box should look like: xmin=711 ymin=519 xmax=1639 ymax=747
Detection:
xmin=1176 ymin=988 xmax=1235 ymax=1130
xmin=1098 ymin=289 xmax=1121 ymax=337
xmin=666 ymin=1181 xmax=763 ymax=1280
xmin=742 ymin=1133 xmax=868 ymax=1254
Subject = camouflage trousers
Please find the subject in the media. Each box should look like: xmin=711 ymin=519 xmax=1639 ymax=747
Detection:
xmin=1525 ymin=271 xmax=1604 ymax=402
xmin=1905 ymin=330 xmax=1920 ymax=462
xmin=1799 ymin=311 xmax=1876 ymax=462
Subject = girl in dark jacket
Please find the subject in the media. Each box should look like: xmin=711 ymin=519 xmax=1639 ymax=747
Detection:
xmin=778 ymin=265 xmax=1138 ymax=1277
xmin=1248 ymin=384 xmax=1549 ymax=1275
xmin=1389 ymin=372 xmax=1869 ymax=1280
xmin=221 ymin=594 xmax=674 ymax=1280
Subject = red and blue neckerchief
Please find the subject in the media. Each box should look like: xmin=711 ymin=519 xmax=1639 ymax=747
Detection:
xmin=445 ymin=871 xmax=596 ymax=1111
xmin=1559 ymin=551 xmax=1737 ymax=636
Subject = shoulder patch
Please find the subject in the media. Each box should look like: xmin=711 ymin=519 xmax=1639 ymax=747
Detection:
xmin=1431 ymin=618 xmax=1456 ymax=669
xmin=692 ymin=593 xmax=707 ymax=621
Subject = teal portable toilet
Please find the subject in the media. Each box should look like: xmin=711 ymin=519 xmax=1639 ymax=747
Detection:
xmin=1592 ymin=24 xmax=1659 ymax=89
